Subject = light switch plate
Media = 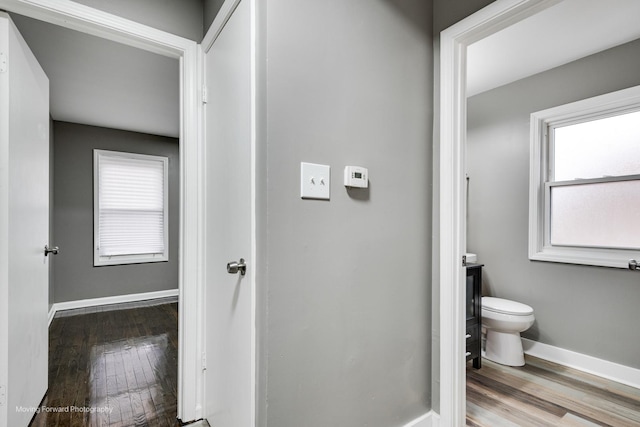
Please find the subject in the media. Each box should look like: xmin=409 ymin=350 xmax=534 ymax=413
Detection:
xmin=301 ymin=162 xmax=330 ymax=200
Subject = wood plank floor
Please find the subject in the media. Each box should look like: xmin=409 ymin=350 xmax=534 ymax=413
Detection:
xmin=30 ymin=302 xmax=179 ymax=427
xmin=467 ymin=355 xmax=640 ymax=427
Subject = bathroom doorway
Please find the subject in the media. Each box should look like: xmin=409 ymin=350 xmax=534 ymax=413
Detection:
xmin=440 ymin=0 xmax=640 ymax=424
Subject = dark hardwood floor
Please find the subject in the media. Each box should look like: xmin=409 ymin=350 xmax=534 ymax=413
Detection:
xmin=467 ymin=355 xmax=640 ymax=426
xmin=30 ymin=302 xmax=179 ymax=427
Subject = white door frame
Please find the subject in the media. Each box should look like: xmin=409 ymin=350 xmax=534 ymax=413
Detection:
xmin=438 ymin=0 xmax=560 ymax=424
xmin=0 ymin=0 xmax=205 ymax=422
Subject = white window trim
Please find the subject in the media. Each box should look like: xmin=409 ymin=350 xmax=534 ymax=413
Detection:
xmin=529 ymin=85 xmax=640 ymax=268
xmin=93 ymin=149 xmax=169 ymax=266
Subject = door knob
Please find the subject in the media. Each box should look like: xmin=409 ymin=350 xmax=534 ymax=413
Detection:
xmin=44 ymin=245 xmax=59 ymax=256
xmin=227 ymin=258 xmax=246 ymax=276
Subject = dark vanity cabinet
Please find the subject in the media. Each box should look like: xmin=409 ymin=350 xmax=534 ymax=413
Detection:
xmin=466 ymin=263 xmax=483 ymax=369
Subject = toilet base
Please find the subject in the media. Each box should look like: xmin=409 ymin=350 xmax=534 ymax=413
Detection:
xmin=485 ymin=329 xmax=525 ymax=366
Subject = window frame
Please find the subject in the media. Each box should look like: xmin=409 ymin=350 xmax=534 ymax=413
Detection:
xmin=529 ymin=85 xmax=640 ymax=268
xmin=93 ymin=149 xmax=169 ymax=266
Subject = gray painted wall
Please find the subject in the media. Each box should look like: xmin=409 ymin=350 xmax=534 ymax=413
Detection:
xmin=204 ymin=0 xmax=225 ymax=35
xmin=258 ymin=1 xmax=433 ymax=426
xmin=431 ymin=0 xmax=496 ymax=413
xmin=51 ymin=121 xmax=179 ymax=303
xmin=71 ymin=0 xmax=204 ymax=41
xmin=467 ymin=38 xmax=640 ymax=369
xmin=433 ymin=0 xmax=495 ymax=34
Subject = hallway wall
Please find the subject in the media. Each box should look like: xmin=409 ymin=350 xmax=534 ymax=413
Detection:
xmin=51 ymin=121 xmax=179 ymax=303
xmin=258 ymin=0 xmax=434 ymax=425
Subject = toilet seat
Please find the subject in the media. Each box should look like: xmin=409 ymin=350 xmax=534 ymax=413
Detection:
xmin=483 ymin=297 xmax=533 ymax=316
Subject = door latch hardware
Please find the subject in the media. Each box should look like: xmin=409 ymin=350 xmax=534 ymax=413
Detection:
xmin=227 ymin=258 xmax=246 ymax=276
xmin=44 ymin=245 xmax=59 ymax=256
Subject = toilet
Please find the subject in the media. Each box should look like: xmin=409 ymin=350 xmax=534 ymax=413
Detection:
xmin=482 ymin=297 xmax=535 ymax=366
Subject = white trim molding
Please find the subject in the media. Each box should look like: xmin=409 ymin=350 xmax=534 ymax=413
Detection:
xmin=48 ymin=306 xmax=56 ymax=327
xmin=523 ymin=338 xmax=640 ymax=390
xmin=403 ymin=411 xmax=440 ymax=427
xmin=48 ymin=289 xmax=179 ymax=325
xmin=0 ymin=0 xmax=204 ymax=423
xmin=438 ymin=0 xmax=561 ymax=425
xmin=249 ymin=0 xmax=259 ymax=424
xmin=0 ymin=0 xmax=187 ymax=57
xmin=201 ymin=0 xmax=241 ymax=51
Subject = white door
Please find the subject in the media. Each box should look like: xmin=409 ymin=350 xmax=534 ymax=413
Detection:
xmin=203 ymin=0 xmax=254 ymax=425
xmin=0 ymin=12 xmax=50 ymax=427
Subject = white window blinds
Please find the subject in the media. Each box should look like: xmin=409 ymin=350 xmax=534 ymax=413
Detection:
xmin=95 ymin=150 xmax=168 ymax=262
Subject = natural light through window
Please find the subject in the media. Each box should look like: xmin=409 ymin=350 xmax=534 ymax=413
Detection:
xmin=529 ymin=86 xmax=640 ymax=268
xmin=553 ymin=110 xmax=640 ymax=180
xmin=550 ymin=111 xmax=640 ymax=250
xmin=94 ymin=150 xmax=169 ymax=266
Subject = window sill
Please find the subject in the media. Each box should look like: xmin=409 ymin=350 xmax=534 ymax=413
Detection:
xmin=94 ymin=253 xmax=168 ymax=267
xmin=529 ymin=246 xmax=639 ymax=269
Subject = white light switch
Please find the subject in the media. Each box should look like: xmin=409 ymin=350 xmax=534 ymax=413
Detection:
xmin=301 ymin=162 xmax=330 ymax=200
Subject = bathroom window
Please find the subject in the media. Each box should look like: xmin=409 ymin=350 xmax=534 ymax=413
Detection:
xmin=94 ymin=150 xmax=169 ymax=266
xmin=529 ymin=85 xmax=640 ymax=268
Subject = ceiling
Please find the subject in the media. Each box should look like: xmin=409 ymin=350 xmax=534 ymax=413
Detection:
xmin=15 ymin=0 xmax=640 ymax=134
xmin=11 ymin=13 xmax=180 ymax=138
xmin=467 ymin=0 xmax=640 ymax=97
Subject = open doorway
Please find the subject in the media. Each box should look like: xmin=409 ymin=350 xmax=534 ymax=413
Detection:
xmin=10 ymin=12 xmax=182 ymax=425
xmin=8 ymin=14 xmax=181 ymax=314
xmin=439 ymin=0 xmax=640 ymax=424
xmin=0 ymin=1 xmax=204 ymax=425
xmin=464 ymin=0 xmax=640 ymax=424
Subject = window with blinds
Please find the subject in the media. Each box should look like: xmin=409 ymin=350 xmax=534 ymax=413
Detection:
xmin=94 ymin=150 xmax=169 ymax=266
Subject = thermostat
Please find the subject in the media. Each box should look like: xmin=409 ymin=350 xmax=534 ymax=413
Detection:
xmin=344 ymin=166 xmax=368 ymax=188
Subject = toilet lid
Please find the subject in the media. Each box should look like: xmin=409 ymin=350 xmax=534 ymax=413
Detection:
xmin=482 ymin=297 xmax=533 ymax=316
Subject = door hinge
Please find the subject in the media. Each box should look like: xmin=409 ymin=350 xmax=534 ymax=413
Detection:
xmin=202 ymin=85 xmax=208 ymax=104
xmin=0 ymin=52 xmax=6 ymax=73
xmin=0 ymin=384 xmax=5 ymax=406
xmin=462 ymin=255 xmax=467 ymax=267
xmin=201 ymin=352 xmax=207 ymax=371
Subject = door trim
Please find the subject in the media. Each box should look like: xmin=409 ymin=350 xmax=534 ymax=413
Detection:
xmin=0 ymin=0 xmax=205 ymax=421
xmin=437 ymin=0 xmax=559 ymax=424
xmin=201 ymin=0 xmax=241 ymax=51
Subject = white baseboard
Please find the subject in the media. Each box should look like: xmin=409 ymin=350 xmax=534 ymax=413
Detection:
xmin=522 ymin=338 xmax=640 ymax=389
xmin=48 ymin=289 xmax=179 ymax=326
xmin=48 ymin=305 xmax=56 ymax=326
xmin=403 ymin=410 xmax=439 ymax=427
